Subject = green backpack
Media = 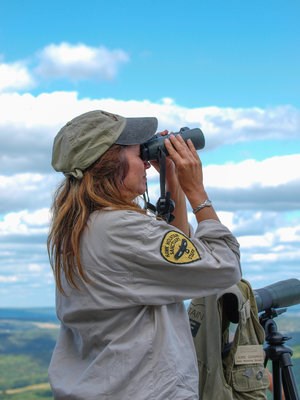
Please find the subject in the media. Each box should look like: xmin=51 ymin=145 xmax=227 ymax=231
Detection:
xmin=188 ymin=279 xmax=270 ymax=400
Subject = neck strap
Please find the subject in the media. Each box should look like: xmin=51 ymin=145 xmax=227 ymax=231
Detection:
xmin=144 ymin=149 xmax=175 ymax=223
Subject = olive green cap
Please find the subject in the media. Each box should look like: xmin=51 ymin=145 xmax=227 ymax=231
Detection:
xmin=52 ymin=110 xmax=158 ymax=179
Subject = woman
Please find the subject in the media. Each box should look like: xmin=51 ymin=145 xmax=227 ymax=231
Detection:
xmin=47 ymin=109 xmax=241 ymax=400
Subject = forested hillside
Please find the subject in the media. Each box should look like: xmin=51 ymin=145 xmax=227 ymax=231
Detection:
xmin=0 ymin=308 xmax=299 ymax=399
xmin=0 ymin=309 xmax=57 ymax=399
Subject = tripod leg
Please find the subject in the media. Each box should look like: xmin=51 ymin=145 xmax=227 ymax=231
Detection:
xmin=272 ymin=360 xmax=283 ymax=400
xmin=281 ymin=353 xmax=299 ymax=400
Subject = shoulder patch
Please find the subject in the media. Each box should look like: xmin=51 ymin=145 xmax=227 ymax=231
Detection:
xmin=160 ymin=230 xmax=201 ymax=264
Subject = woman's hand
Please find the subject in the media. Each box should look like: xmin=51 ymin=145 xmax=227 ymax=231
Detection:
xmin=164 ymin=134 xmax=219 ymax=223
xmin=164 ymin=134 xmax=204 ymax=195
xmin=150 ymin=130 xmax=189 ymax=234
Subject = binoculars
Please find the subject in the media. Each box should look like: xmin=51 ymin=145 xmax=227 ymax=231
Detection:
xmin=140 ymin=127 xmax=205 ymax=161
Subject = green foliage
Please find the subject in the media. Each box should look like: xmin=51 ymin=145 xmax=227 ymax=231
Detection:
xmin=0 ymin=388 xmax=53 ymax=399
xmin=292 ymin=344 xmax=300 ymax=358
xmin=0 ymin=308 xmax=299 ymax=400
xmin=0 ymin=317 xmax=58 ymax=399
xmin=0 ymin=355 xmax=49 ymax=390
xmin=0 ymin=320 xmax=57 ymax=365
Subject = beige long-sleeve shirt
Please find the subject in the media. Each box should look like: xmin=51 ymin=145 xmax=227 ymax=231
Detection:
xmin=48 ymin=210 xmax=241 ymax=400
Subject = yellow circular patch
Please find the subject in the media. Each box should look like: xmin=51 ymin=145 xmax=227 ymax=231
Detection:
xmin=160 ymin=230 xmax=201 ymax=264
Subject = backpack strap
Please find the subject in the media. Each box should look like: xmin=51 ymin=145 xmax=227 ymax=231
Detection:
xmin=189 ymin=279 xmax=270 ymax=400
xmin=221 ymin=279 xmax=269 ymax=398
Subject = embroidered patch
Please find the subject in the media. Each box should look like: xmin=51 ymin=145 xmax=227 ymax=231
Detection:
xmin=160 ymin=230 xmax=201 ymax=264
xmin=235 ymin=345 xmax=265 ymax=365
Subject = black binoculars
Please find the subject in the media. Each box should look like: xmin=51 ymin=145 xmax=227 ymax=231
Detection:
xmin=140 ymin=127 xmax=205 ymax=161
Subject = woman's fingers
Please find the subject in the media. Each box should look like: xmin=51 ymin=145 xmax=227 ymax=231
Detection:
xmin=165 ymin=135 xmax=200 ymax=165
xmin=164 ymin=136 xmax=185 ymax=162
xmin=152 ymin=134 xmax=204 ymax=195
xmin=159 ymin=129 xmax=169 ymax=136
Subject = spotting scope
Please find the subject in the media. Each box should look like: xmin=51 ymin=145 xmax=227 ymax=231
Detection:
xmin=141 ymin=127 xmax=205 ymax=161
xmin=254 ymin=278 xmax=300 ymax=313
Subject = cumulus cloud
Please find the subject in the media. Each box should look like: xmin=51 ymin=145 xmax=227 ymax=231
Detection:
xmin=0 ymin=208 xmax=50 ymax=236
xmin=202 ymin=155 xmax=300 ymax=211
xmin=0 ymin=42 xmax=130 ymax=94
xmin=147 ymin=156 xmax=300 ymax=212
xmin=1 ymin=92 xmax=300 ymax=176
xmin=0 ymin=92 xmax=299 ymax=217
xmin=0 ymin=61 xmax=34 ymax=91
xmin=35 ymin=42 xmax=130 ymax=80
xmin=0 ymin=275 xmax=18 ymax=283
xmin=189 ymin=105 xmax=300 ymax=145
xmin=0 ymin=173 xmax=60 ymax=213
xmin=1 ymin=154 xmax=300 ymax=217
xmin=205 ymin=156 xmax=300 ymax=188
xmin=208 ymin=181 xmax=300 ymax=211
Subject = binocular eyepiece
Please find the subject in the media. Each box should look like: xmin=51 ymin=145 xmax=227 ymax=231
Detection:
xmin=140 ymin=127 xmax=205 ymax=161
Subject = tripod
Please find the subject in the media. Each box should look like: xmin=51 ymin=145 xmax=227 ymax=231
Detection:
xmin=260 ymin=308 xmax=299 ymax=400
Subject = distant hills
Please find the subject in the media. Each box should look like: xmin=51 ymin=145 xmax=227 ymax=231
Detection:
xmin=0 ymin=309 xmax=58 ymax=399
xmin=0 ymin=307 xmax=58 ymax=322
xmin=0 ymin=307 xmax=299 ymax=399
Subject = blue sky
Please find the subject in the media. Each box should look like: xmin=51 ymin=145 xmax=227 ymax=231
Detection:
xmin=0 ymin=0 xmax=300 ymax=308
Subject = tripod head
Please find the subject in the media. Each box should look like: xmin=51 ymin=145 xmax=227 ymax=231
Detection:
xmin=259 ymin=307 xmax=287 ymax=329
xmin=259 ymin=307 xmax=299 ymax=400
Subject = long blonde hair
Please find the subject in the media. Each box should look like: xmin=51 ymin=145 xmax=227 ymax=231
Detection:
xmin=47 ymin=144 xmax=145 ymax=293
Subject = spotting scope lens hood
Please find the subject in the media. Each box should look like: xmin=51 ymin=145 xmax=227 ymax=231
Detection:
xmin=254 ymin=278 xmax=300 ymax=312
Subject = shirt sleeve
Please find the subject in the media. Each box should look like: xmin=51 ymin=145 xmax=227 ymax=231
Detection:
xmin=80 ymin=210 xmax=242 ymax=307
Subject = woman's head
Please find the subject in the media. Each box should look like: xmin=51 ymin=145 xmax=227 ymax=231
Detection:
xmin=81 ymin=142 xmax=150 ymax=207
xmin=52 ymin=110 xmax=157 ymax=179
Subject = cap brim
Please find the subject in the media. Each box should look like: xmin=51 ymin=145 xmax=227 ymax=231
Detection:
xmin=115 ymin=117 xmax=158 ymax=145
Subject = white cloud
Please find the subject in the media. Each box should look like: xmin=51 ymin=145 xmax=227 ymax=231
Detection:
xmin=277 ymin=226 xmax=300 ymax=242
xmin=249 ymin=249 xmax=300 ymax=262
xmin=146 ymin=154 xmax=300 ymax=212
xmin=205 ymin=155 xmax=300 ymax=188
xmin=0 ymin=173 xmax=59 ymax=213
xmin=0 ymin=92 xmax=299 ymax=181
xmin=0 ymin=42 xmax=130 ymax=94
xmin=35 ymin=42 xmax=130 ymax=80
xmin=181 ymin=104 xmax=300 ymax=146
xmin=238 ymin=233 xmax=275 ymax=249
xmin=0 ymin=275 xmax=18 ymax=283
xmin=0 ymin=208 xmax=50 ymax=236
xmin=28 ymin=263 xmax=44 ymax=273
xmin=0 ymin=61 xmax=34 ymax=91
